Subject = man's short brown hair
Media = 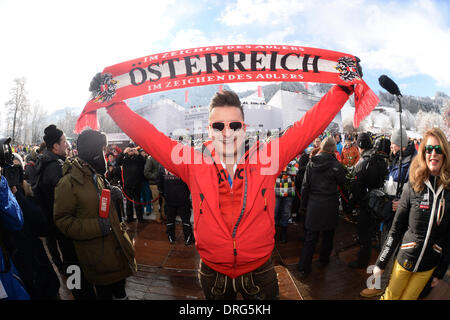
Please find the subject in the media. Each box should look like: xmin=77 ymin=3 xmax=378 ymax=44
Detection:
xmin=209 ymin=90 xmax=244 ymax=120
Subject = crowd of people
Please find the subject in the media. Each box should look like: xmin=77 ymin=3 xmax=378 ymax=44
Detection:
xmin=0 ymin=81 xmax=449 ymax=301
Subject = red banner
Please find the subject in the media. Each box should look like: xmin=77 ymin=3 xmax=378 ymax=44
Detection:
xmin=76 ymin=44 xmax=378 ymax=132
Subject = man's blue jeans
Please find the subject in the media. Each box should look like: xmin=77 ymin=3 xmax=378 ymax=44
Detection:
xmin=275 ymin=196 xmax=293 ymax=228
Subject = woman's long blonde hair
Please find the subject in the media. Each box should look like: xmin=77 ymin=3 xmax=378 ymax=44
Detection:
xmin=409 ymin=127 xmax=450 ymax=192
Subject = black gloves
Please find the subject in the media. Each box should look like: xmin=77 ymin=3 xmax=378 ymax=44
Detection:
xmin=355 ymin=56 xmax=363 ymax=78
xmin=89 ymin=73 xmax=103 ymax=93
xmin=338 ymin=56 xmax=363 ymax=95
xmin=109 ymin=186 xmax=124 ymax=202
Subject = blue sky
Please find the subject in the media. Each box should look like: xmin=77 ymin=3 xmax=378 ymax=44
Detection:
xmin=1 ymin=0 xmax=449 ymax=113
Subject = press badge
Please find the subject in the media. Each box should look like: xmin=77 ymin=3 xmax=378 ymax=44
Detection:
xmin=419 ymin=201 xmax=430 ymax=210
xmin=420 ymin=193 xmax=430 ymax=209
xmin=99 ymin=189 xmax=111 ymax=219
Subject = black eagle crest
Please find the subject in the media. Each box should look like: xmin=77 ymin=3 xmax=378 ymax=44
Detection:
xmin=336 ymin=57 xmax=360 ymax=82
xmin=93 ymin=73 xmax=118 ymax=103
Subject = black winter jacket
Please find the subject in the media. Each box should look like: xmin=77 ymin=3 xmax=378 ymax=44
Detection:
xmin=34 ymin=150 xmax=65 ymax=230
xmin=301 ymin=152 xmax=347 ymax=231
xmin=116 ymin=152 xmax=146 ymax=189
xmin=376 ymin=177 xmax=450 ymax=279
xmin=157 ymin=167 xmax=191 ymax=207
xmin=7 ymin=191 xmax=60 ymax=299
xmin=24 ymin=160 xmax=38 ymax=186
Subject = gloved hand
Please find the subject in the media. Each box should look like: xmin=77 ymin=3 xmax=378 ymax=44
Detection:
xmin=98 ymin=217 xmax=112 ymax=236
xmin=338 ymin=56 xmax=363 ymax=94
xmin=355 ymin=56 xmax=363 ymax=78
xmin=109 ymin=185 xmax=124 ymax=202
xmin=89 ymin=72 xmax=103 ymax=93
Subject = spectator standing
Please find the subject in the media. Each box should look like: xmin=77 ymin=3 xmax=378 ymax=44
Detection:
xmin=139 ymin=149 xmax=152 ymax=215
xmin=0 ymin=169 xmax=29 ymax=300
xmin=24 ymin=146 xmax=40 ymax=187
xmin=360 ymin=129 xmax=416 ymax=298
xmin=144 ymin=155 xmax=163 ymax=223
xmin=157 ymin=166 xmax=193 ymax=245
xmin=341 ymin=134 xmax=360 ymax=168
xmin=34 ymin=124 xmax=96 ymax=299
xmin=105 ymin=152 xmax=122 ymax=187
xmin=116 ymin=144 xmax=146 ymax=223
xmin=96 ymin=61 xmax=355 ymax=300
xmin=297 ymin=137 xmax=347 ymax=278
xmin=348 ymin=132 xmax=388 ymax=269
xmin=373 ymin=127 xmax=450 ymax=300
xmin=54 ymin=129 xmax=136 ymax=300
xmin=6 ymin=188 xmax=60 ymax=299
xmin=274 ymin=158 xmax=299 ymax=243
xmin=334 ymin=133 xmax=343 ymax=156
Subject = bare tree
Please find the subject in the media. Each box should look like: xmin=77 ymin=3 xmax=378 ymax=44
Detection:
xmin=415 ymin=110 xmax=446 ymax=136
xmin=30 ymin=101 xmax=48 ymax=144
xmin=442 ymin=100 xmax=450 ymax=138
xmin=5 ymin=77 xmax=30 ymax=144
xmin=56 ymin=109 xmax=78 ymax=138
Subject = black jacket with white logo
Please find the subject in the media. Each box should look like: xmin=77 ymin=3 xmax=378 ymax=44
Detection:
xmin=376 ymin=176 xmax=450 ymax=279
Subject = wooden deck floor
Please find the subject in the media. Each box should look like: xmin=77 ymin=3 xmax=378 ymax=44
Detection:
xmin=124 ymin=215 xmax=431 ymax=300
xmin=53 ymin=214 xmax=450 ymax=300
xmin=122 ymin=216 xmax=356 ymax=300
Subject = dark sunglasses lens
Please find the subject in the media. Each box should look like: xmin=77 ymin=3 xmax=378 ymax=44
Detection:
xmin=212 ymin=122 xmax=225 ymax=131
xmin=229 ymin=122 xmax=243 ymax=131
xmin=425 ymin=145 xmax=442 ymax=154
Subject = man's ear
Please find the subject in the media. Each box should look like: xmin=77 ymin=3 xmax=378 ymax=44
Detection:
xmin=52 ymin=142 xmax=59 ymax=153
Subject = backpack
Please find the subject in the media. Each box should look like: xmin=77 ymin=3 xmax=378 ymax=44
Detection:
xmin=30 ymin=155 xmax=51 ymax=200
xmin=363 ymin=151 xmax=389 ymax=190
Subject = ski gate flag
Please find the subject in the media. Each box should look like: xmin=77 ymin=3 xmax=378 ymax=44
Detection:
xmin=75 ymin=44 xmax=379 ymax=133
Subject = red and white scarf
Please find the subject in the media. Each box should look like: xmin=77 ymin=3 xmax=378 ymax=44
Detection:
xmin=75 ymin=44 xmax=379 ymax=133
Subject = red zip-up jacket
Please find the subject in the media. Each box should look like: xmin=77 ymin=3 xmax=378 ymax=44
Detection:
xmin=107 ymin=85 xmax=351 ymax=278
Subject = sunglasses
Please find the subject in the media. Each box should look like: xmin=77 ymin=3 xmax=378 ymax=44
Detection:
xmin=210 ymin=121 xmax=246 ymax=132
xmin=425 ymin=145 xmax=443 ymax=154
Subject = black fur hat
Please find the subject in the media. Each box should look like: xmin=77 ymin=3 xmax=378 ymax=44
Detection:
xmin=77 ymin=129 xmax=107 ymax=158
xmin=44 ymin=124 xmax=63 ymax=148
xmin=357 ymin=132 xmax=373 ymax=150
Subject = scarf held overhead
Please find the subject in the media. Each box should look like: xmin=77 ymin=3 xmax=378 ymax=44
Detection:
xmin=75 ymin=44 xmax=379 ymax=133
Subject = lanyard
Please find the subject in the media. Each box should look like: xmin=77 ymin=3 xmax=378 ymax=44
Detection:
xmin=220 ymin=160 xmax=237 ymax=188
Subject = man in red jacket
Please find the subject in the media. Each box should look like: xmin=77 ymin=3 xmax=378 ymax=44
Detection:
xmin=100 ymin=81 xmax=354 ymax=299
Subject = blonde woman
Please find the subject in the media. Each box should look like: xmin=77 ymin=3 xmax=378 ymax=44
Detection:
xmin=373 ymin=127 xmax=450 ymax=300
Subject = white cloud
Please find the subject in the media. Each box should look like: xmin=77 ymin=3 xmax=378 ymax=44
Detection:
xmin=219 ymin=0 xmax=306 ymax=26
xmin=1 ymin=0 xmax=449 ymax=122
xmin=219 ymin=0 xmax=450 ymax=88
xmin=0 ymin=0 xmax=179 ymax=113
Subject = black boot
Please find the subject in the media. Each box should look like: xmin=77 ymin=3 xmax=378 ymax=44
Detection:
xmin=280 ymin=226 xmax=288 ymax=244
xmin=183 ymin=223 xmax=194 ymax=246
xmin=166 ymin=223 xmax=176 ymax=244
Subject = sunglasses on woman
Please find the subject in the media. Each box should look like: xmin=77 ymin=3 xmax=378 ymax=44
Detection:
xmin=425 ymin=145 xmax=443 ymax=154
xmin=210 ymin=121 xmax=246 ymax=132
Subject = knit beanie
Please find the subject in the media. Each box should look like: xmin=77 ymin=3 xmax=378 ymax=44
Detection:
xmin=44 ymin=124 xmax=63 ymax=149
xmin=357 ymin=132 xmax=373 ymax=150
xmin=391 ymin=127 xmax=408 ymax=147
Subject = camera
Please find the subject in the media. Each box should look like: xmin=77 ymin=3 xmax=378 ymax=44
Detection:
xmin=0 ymin=137 xmax=13 ymax=167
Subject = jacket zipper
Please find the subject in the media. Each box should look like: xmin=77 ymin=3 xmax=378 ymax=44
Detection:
xmin=414 ymin=181 xmax=444 ymax=272
xmin=262 ymin=188 xmax=267 ymax=211
xmin=231 ymin=169 xmax=248 ymax=269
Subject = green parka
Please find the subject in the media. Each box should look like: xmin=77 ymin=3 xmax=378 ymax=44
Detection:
xmin=54 ymin=157 xmax=136 ymax=286
xmin=143 ymin=156 xmax=160 ymax=185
